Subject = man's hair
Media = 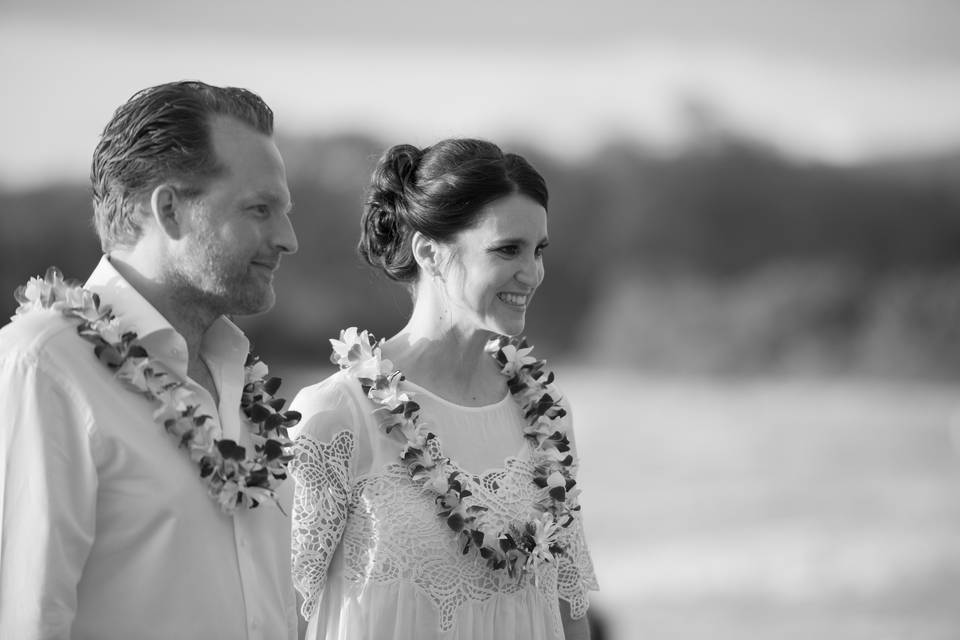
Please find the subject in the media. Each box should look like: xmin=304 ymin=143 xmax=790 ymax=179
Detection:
xmin=90 ymin=80 xmax=274 ymax=251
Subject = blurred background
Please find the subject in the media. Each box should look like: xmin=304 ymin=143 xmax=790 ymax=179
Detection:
xmin=3 ymin=1 xmax=960 ymax=637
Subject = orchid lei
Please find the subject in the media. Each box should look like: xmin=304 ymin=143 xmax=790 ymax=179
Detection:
xmin=12 ymin=267 xmax=300 ymax=515
xmin=330 ymin=327 xmax=581 ymax=582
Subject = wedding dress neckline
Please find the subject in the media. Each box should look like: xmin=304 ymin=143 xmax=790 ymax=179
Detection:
xmin=401 ymin=378 xmax=512 ymax=411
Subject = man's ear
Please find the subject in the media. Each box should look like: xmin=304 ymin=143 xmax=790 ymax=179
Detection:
xmin=149 ymin=184 xmax=185 ymax=239
xmin=411 ymin=231 xmax=442 ymax=277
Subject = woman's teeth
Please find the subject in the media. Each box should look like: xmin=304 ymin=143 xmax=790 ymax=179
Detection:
xmin=498 ymin=293 xmax=527 ymax=306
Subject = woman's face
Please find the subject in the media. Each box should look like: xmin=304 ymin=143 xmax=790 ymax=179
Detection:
xmin=438 ymin=193 xmax=548 ymax=337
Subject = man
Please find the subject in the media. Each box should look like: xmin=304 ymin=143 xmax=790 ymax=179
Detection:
xmin=0 ymin=81 xmax=299 ymax=639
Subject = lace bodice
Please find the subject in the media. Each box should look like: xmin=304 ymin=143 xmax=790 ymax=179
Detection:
xmin=290 ymin=370 xmax=598 ymax=639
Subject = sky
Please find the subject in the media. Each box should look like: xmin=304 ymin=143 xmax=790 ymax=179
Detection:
xmin=2 ymin=0 xmax=960 ymax=187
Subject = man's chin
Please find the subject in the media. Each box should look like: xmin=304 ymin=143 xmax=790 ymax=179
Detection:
xmin=229 ymin=288 xmax=275 ymax=318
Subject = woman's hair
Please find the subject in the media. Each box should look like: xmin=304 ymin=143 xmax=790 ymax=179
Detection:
xmin=359 ymin=138 xmax=548 ymax=283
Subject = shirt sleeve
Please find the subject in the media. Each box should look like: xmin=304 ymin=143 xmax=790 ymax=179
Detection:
xmin=288 ymin=374 xmax=365 ymax=622
xmin=553 ymin=400 xmax=600 ymax=619
xmin=0 ymin=353 xmax=99 ymax=640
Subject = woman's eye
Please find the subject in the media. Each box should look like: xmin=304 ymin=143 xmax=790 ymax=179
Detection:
xmin=496 ymin=246 xmax=519 ymax=257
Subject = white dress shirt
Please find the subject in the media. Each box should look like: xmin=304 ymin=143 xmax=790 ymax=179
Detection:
xmin=0 ymin=256 xmax=297 ymax=640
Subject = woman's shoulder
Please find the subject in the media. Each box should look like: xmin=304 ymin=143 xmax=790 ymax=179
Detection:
xmin=289 ymin=368 xmax=374 ymax=441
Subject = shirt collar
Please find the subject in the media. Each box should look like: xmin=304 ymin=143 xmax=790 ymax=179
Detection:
xmin=84 ymin=255 xmax=250 ymax=378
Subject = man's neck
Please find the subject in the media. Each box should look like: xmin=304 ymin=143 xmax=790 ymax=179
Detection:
xmin=107 ymin=253 xmax=218 ymax=361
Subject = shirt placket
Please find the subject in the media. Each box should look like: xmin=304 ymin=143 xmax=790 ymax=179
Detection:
xmin=210 ymin=351 xmax=267 ymax=640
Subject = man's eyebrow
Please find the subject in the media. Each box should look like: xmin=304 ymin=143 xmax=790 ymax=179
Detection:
xmin=245 ymin=191 xmax=293 ymax=212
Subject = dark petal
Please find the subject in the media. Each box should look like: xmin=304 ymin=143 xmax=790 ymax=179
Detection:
xmin=263 ymin=377 xmax=282 ymax=396
xmin=127 ymin=345 xmax=148 ymax=359
xmin=549 ymin=486 xmax=567 ymax=501
xmin=247 ymin=466 xmax=269 ymax=486
xmin=247 ymin=403 xmax=272 ymax=423
xmin=95 ymin=345 xmax=123 ymax=368
xmin=447 ymin=512 xmax=465 ymax=532
xmin=264 ymin=413 xmax=284 ymax=431
xmin=262 ymin=439 xmax=285 ymax=460
xmin=216 ymin=439 xmax=246 ymax=460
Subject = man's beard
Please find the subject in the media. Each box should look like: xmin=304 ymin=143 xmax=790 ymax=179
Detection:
xmin=168 ymin=253 xmax=275 ymax=320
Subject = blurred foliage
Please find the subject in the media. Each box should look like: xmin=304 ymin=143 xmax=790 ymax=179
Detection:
xmin=2 ymin=132 xmax=958 ymax=377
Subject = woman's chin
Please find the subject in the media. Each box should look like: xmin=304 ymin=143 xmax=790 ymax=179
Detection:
xmin=491 ymin=318 xmax=526 ymax=338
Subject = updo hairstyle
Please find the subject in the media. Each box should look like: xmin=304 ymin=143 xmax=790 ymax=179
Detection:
xmin=359 ymin=138 xmax=548 ymax=282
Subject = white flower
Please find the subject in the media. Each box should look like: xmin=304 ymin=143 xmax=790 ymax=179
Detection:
xmin=244 ymin=359 xmax=269 ymax=385
xmin=523 ymin=417 xmax=555 ymax=440
xmin=97 ymin=317 xmax=125 ymax=345
xmin=527 ymin=513 xmax=561 ymax=573
xmin=152 ymin=385 xmax=196 ymax=424
xmin=546 ymin=470 xmax=565 ymax=489
xmin=368 ymin=372 xmax=409 ymax=408
xmin=216 ymin=480 xmax=241 ymax=513
xmin=187 ymin=424 xmax=217 ymax=461
xmin=116 ymin=356 xmax=151 ymax=390
xmin=497 ymin=343 xmax=537 ymax=378
xmin=421 ymin=464 xmax=450 ymax=494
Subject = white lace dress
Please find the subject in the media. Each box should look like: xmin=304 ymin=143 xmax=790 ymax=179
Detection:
xmin=289 ymin=369 xmax=598 ymax=640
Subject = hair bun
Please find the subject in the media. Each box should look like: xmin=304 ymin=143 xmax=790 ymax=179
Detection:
xmin=358 ymin=144 xmax=423 ymax=282
xmin=390 ymin=145 xmax=422 ymax=191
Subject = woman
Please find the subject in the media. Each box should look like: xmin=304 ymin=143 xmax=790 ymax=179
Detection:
xmin=289 ymin=139 xmax=598 ymax=639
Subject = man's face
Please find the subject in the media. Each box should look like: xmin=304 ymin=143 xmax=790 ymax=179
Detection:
xmin=171 ymin=115 xmax=297 ymax=317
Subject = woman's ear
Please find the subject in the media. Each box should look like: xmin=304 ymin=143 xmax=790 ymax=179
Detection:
xmin=149 ymin=184 xmax=185 ymax=239
xmin=411 ymin=231 xmax=442 ymax=277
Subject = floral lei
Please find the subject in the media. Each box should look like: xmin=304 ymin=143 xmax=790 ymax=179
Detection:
xmin=12 ymin=267 xmax=300 ymax=515
xmin=330 ymin=327 xmax=580 ymax=581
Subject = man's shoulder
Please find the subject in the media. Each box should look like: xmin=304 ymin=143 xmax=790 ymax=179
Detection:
xmin=0 ymin=309 xmax=90 ymax=367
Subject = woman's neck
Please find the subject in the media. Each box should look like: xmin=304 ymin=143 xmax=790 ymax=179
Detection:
xmin=383 ymin=302 xmax=504 ymax=407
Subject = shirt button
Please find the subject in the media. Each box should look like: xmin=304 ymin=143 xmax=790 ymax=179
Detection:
xmin=239 ymin=537 xmax=247 ymax=548
xmin=250 ymin=617 xmax=259 ymax=630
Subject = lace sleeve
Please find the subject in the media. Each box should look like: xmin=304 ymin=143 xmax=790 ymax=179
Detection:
xmin=557 ymin=513 xmax=599 ymax=619
xmin=554 ymin=396 xmax=599 ymax=618
xmin=290 ymin=429 xmax=355 ymax=621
